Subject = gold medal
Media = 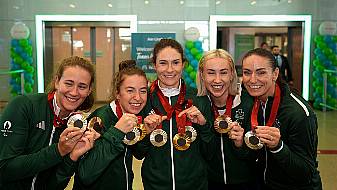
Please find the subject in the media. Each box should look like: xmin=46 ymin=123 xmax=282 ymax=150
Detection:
xmin=150 ymin=129 xmax=167 ymax=147
xmin=244 ymin=130 xmax=263 ymax=150
xmin=185 ymin=126 xmax=197 ymax=142
xmin=67 ymin=112 xmax=88 ymax=129
xmin=123 ymin=127 xmax=140 ymax=145
xmin=88 ymin=117 xmax=103 ymax=133
xmin=173 ymin=133 xmax=191 ymax=151
xmin=214 ymin=115 xmax=232 ymax=133
xmin=136 ymin=123 xmax=147 ymax=141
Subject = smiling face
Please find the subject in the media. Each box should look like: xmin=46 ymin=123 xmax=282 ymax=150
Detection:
xmin=154 ymin=47 xmax=184 ymax=88
xmin=202 ymin=57 xmax=233 ymax=102
xmin=242 ymin=55 xmax=279 ymax=101
xmin=117 ymin=74 xmax=148 ymax=114
xmin=55 ymin=66 xmax=92 ymax=117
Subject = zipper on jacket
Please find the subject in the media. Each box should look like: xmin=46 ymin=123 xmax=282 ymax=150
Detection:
xmin=123 ymin=148 xmax=129 ymax=190
xmin=220 ymin=134 xmax=227 ymax=184
xmin=261 ymin=101 xmax=268 ymax=183
xmin=31 ymin=126 xmax=56 ymax=189
xmin=168 ymin=96 xmax=176 ymax=190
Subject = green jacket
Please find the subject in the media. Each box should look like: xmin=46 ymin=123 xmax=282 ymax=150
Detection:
xmin=74 ymin=101 xmax=137 ymax=190
xmin=256 ymin=85 xmax=322 ymax=190
xmin=206 ymin=90 xmax=258 ymax=185
xmin=133 ymin=85 xmax=214 ymax=190
xmin=0 ymin=94 xmax=76 ymax=190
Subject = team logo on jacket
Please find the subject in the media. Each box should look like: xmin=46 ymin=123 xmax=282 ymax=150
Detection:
xmin=274 ymin=119 xmax=281 ymax=128
xmin=234 ymin=109 xmax=245 ymax=125
xmin=1 ymin=121 xmax=13 ymax=137
xmin=36 ymin=121 xmax=46 ymax=130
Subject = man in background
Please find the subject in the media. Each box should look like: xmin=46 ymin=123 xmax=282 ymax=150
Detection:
xmin=271 ymin=45 xmax=293 ymax=85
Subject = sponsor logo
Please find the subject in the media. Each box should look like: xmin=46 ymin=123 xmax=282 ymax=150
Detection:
xmin=1 ymin=121 xmax=13 ymax=137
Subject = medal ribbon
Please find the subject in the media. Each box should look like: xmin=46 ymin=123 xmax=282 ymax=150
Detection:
xmin=211 ymin=95 xmax=234 ymax=119
xmin=47 ymin=92 xmax=66 ymax=128
xmin=149 ymin=80 xmax=189 ymax=131
xmin=251 ymin=84 xmax=281 ymax=130
xmin=115 ymin=100 xmax=142 ymax=123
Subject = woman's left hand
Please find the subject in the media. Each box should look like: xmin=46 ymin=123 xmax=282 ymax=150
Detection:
xmin=255 ymin=126 xmax=281 ymax=149
xmin=228 ymin=122 xmax=244 ymax=147
xmin=70 ymin=129 xmax=97 ymax=161
xmin=178 ymin=106 xmax=206 ymax=125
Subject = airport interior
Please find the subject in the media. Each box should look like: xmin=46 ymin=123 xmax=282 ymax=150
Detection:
xmin=0 ymin=0 xmax=336 ymax=189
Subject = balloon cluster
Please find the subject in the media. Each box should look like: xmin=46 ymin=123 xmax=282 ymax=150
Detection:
xmin=9 ymin=22 xmax=34 ymax=96
xmin=312 ymin=35 xmax=337 ymax=109
xmin=183 ymin=40 xmax=203 ymax=88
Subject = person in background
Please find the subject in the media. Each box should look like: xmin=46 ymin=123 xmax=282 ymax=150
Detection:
xmin=74 ymin=60 xmax=151 ymax=190
xmin=196 ymin=49 xmax=258 ymax=190
xmin=271 ymin=45 xmax=293 ymax=85
xmin=0 ymin=56 xmax=96 ymax=190
xmin=260 ymin=42 xmax=269 ymax=51
xmin=133 ymin=38 xmax=214 ymax=190
xmin=241 ymin=48 xmax=322 ymax=190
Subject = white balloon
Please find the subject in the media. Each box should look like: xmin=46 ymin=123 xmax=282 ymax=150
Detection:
xmin=184 ymin=27 xmax=200 ymax=41
xmin=318 ymin=21 xmax=337 ymax=35
xmin=10 ymin=22 xmax=30 ymax=39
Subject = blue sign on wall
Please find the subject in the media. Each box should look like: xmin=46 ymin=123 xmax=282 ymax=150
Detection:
xmin=131 ymin=33 xmax=175 ymax=82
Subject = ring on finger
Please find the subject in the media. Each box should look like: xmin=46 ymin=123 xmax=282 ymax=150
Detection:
xmin=65 ymin=137 xmax=69 ymax=141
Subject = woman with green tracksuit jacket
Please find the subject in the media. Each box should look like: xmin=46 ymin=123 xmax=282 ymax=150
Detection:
xmin=0 ymin=56 xmax=96 ymax=190
xmin=132 ymin=39 xmax=214 ymax=190
xmin=241 ymin=48 xmax=322 ymax=190
xmin=73 ymin=60 xmax=151 ymax=190
xmin=196 ymin=49 xmax=259 ymax=190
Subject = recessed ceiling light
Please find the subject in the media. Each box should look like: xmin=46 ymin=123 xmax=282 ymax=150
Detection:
xmin=180 ymin=1 xmax=184 ymax=5
xmin=250 ymin=1 xmax=256 ymax=5
xmin=69 ymin=4 xmax=76 ymax=8
xmin=216 ymin=1 xmax=221 ymax=5
xmin=144 ymin=0 xmax=149 ymax=4
xmin=288 ymin=0 xmax=292 ymax=3
xmin=108 ymin=3 xmax=113 ymax=7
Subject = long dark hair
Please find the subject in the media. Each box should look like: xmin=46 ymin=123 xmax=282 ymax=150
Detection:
xmin=151 ymin=38 xmax=186 ymax=65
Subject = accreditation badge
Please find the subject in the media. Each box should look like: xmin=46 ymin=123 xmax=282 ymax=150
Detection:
xmin=244 ymin=130 xmax=263 ymax=150
xmin=150 ymin=129 xmax=167 ymax=147
xmin=214 ymin=115 xmax=232 ymax=133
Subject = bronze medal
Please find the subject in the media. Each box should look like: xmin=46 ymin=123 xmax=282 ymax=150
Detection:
xmin=150 ymin=129 xmax=167 ymax=147
xmin=185 ymin=125 xmax=197 ymax=142
xmin=244 ymin=130 xmax=263 ymax=150
xmin=214 ymin=115 xmax=232 ymax=133
xmin=173 ymin=133 xmax=191 ymax=151
xmin=67 ymin=112 xmax=88 ymax=129
xmin=123 ymin=127 xmax=140 ymax=145
xmin=88 ymin=117 xmax=103 ymax=134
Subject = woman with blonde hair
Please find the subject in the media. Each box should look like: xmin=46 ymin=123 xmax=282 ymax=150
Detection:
xmin=196 ymin=49 xmax=258 ymax=190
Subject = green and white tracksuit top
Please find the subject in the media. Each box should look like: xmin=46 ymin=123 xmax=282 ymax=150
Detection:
xmin=255 ymin=85 xmax=322 ymax=190
xmin=132 ymin=81 xmax=214 ymax=190
xmin=0 ymin=93 xmax=76 ymax=190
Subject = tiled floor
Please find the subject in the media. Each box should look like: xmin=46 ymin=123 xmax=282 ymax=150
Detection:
xmin=65 ymin=110 xmax=337 ymax=190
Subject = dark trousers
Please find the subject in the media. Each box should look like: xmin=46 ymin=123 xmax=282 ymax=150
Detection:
xmin=208 ymin=181 xmax=260 ymax=190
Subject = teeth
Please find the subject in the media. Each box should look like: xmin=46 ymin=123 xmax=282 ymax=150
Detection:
xmin=164 ymin=75 xmax=174 ymax=78
xmin=212 ymin=85 xmax=222 ymax=89
xmin=250 ymin=85 xmax=261 ymax=89
xmin=66 ymin=96 xmax=77 ymax=102
xmin=131 ymin=103 xmax=141 ymax=107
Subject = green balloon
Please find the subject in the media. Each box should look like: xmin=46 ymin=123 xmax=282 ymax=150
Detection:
xmin=333 ymin=36 xmax=337 ymax=42
xmin=190 ymin=48 xmax=198 ymax=56
xmin=185 ymin=41 xmax=194 ymax=49
xmin=313 ymin=60 xmax=322 ymax=67
xmin=19 ymin=39 xmax=29 ymax=47
xmin=24 ymin=83 xmax=33 ymax=93
xmin=317 ymin=41 xmax=327 ymax=49
xmin=186 ymin=65 xmax=193 ymax=73
xmin=189 ymin=71 xmax=196 ymax=80
xmin=195 ymin=53 xmax=203 ymax=61
xmin=314 ymin=35 xmax=324 ymax=43
xmin=322 ymin=48 xmax=333 ymax=56
xmin=316 ymin=65 xmax=325 ymax=72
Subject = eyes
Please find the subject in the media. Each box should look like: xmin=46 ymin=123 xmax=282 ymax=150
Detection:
xmin=158 ymin=59 xmax=181 ymax=66
xmin=242 ymin=70 xmax=268 ymax=77
xmin=126 ymin=87 xmax=147 ymax=95
xmin=64 ymin=81 xmax=89 ymax=90
xmin=206 ymin=70 xmax=228 ymax=75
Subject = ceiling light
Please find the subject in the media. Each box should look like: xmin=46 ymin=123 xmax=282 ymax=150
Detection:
xmin=180 ymin=1 xmax=184 ymax=5
xmin=144 ymin=0 xmax=149 ymax=4
xmin=250 ymin=1 xmax=256 ymax=5
xmin=216 ymin=1 xmax=221 ymax=5
xmin=69 ymin=4 xmax=76 ymax=8
xmin=108 ymin=3 xmax=113 ymax=7
xmin=288 ymin=0 xmax=292 ymax=3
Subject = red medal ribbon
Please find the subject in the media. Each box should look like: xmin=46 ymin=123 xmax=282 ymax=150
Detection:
xmin=47 ymin=92 xmax=66 ymax=128
xmin=115 ymin=100 xmax=142 ymax=123
xmin=211 ymin=95 xmax=234 ymax=119
xmin=251 ymin=84 xmax=281 ymax=130
xmin=149 ymin=80 xmax=191 ymax=131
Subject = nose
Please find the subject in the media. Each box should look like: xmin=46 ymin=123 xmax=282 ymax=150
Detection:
xmin=167 ymin=63 xmax=174 ymax=72
xmin=133 ymin=91 xmax=141 ymax=101
xmin=69 ymin=86 xmax=79 ymax=96
xmin=250 ymin=72 xmax=257 ymax=83
xmin=214 ymin=73 xmax=221 ymax=83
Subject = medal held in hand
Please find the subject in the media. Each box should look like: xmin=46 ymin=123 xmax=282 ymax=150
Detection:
xmin=123 ymin=127 xmax=140 ymax=145
xmin=245 ymin=84 xmax=281 ymax=150
xmin=136 ymin=116 xmax=147 ymax=141
xmin=213 ymin=95 xmax=234 ymax=134
xmin=67 ymin=112 xmax=88 ymax=129
xmin=88 ymin=116 xmax=103 ymax=134
xmin=173 ymin=133 xmax=191 ymax=151
xmin=150 ymin=128 xmax=168 ymax=147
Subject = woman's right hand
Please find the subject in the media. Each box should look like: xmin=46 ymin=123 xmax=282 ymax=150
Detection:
xmin=143 ymin=114 xmax=167 ymax=133
xmin=58 ymin=127 xmax=86 ymax=156
xmin=115 ymin=113 xmax=138 ymax=133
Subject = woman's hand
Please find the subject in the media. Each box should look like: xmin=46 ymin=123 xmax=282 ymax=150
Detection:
xmin=228 ymin=122 xmax=244 ymax=148
xmin=58 ymin=127 xmax=86 ymax=156
xmin=255 ymin=126 xmax=281 ymax=149
xmin=178 ymin=106 xmax=206 ymax=125
xmin=115 ymin=113 xmax=138 ymax=133
xmin=143 ymin=114 xmax=167 ymax=133
xmin=70 ymin=129 xmax=96 ymax=161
